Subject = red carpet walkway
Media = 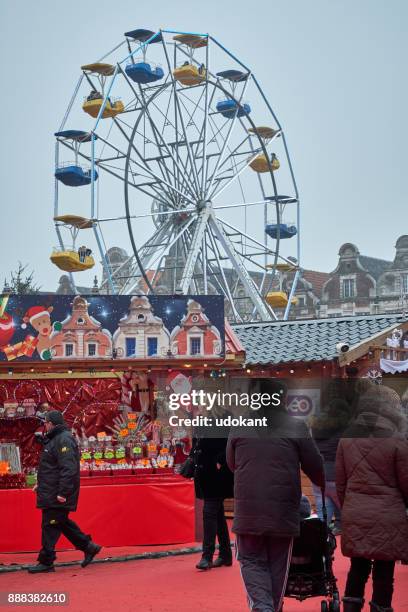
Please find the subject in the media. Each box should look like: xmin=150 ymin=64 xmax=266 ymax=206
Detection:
xmin=2 ymin=543 xmax=408 ymax=611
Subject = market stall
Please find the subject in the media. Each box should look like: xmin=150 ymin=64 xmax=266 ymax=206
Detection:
xmin=0 ymin=293 xmax=244 ymax=553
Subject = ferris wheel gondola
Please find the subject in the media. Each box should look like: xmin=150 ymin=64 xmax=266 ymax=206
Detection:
xmin=53 ymin=28 xmax=301 ymax=321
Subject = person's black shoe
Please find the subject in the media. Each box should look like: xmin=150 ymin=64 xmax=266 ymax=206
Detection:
xmin=343 ymin=597 xmax=364 ymax=612
xmin=369 ymin=603 xmax=393 ymax=612
xmin=196 ymin=557 xmax=212 ymax=570
xmin=27 ymin=563 xmax=55 ymax=574
xmin=212 ymin=557 xmax=233 ymax=568
xmin=81 ymin=542 xmax=102 ymax=568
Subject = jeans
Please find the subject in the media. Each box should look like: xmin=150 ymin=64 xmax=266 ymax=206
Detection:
xmin=38 ymin=508 xmax=91 ymax=566
xmin=345 ymin=557 xmax=395 ymax=607
xmin=312 ymin=481 xmax=341 ymax=527
xmin=202 ymin=498 xmax=231 ymax=561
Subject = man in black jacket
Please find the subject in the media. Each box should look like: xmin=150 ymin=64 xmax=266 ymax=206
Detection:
xmin=28 ymin=411 xmax=101 ymax=573
xmin=227 ymin=379 xmax=325 ymax=612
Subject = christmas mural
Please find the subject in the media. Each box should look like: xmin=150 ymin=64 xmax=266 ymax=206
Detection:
xmin=0 ymin=294 xmax=224 ymax=362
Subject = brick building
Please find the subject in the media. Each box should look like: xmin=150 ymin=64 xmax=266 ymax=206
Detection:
xmin=54 ymin=235 xmax=408 ymax=322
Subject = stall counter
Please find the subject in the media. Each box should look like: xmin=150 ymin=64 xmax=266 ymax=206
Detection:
xmin=0 ymin=474 xmax=195 ymax=553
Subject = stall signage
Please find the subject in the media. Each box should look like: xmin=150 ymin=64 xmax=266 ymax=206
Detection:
xmin=0 ymin=294 xmax=225 ymax=362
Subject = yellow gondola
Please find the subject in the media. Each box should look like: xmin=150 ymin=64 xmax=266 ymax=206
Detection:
xmin=249 ymin=153 xmax=280 ymax=173
xmin=265 ymin=291 xmax=298 ymax=308
xmin=248 ymin=126 xmax=278 ymax=140
xmin=266 ymin=262 xmax=297 ymax=272
xmin=173 ymin=63 xmax=206 ymax=86
xmin=173 ymin=34 xmax=208 ymax=48
xmin=54 ymin=215 xmax=94 ymax=229
xmin=82 ymin=98 xmax=124 ymax=119
xmin=50 ymin=249 xmax=95 ymax=272
xmin=81 ymin=63 xmax=115 ymax=76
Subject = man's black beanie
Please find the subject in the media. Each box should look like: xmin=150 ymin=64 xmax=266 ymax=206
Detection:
xmin=45 ymin=410 xmax=65 ymax=426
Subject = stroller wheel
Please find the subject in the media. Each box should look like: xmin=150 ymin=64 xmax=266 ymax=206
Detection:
xmin=321 ymin=602 xmax=329 ymax=612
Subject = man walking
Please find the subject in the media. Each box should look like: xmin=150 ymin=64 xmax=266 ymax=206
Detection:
xmin=28 ymin=410 xmax=101 ymax=573
xmin=227 ymin=379 xmax=325 ymax=612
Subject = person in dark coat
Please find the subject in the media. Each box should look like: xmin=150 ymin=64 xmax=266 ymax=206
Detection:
xmin=227 ymin=379 xmax=325 ymax=612
xmin=28 ymin=411 xmax=101 ymax=573
xmin=191 ymin=433 xmax=234 ymax=570
xmin=336 ymin=384 xmax=408 ymax=612
xmin=311 ymin=398 xmax=350 ymax=534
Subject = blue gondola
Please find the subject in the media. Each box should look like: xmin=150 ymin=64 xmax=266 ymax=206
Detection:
xmin=216 ymin=69 xmax=248 ymax=82
xmin=265 ymin=223 xmax=297 ymax=239
xmin=216 ymin=99 xmax=251 ymax=119
xmin=55 ymin=165 xmax=98 ymax=187
xmin=54 ymin=130 xmax=96 ymax=142
xmin=124 ymin=29 xmax=163 ymax=43
xmin=125 ymin=62 xmax=164 ymax=84
xmin=266 ymin=195 xmax=297 ymax=204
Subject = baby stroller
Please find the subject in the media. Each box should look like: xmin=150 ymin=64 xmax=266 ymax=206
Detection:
xmin=284 ymin=488 xmax=340 ymax=611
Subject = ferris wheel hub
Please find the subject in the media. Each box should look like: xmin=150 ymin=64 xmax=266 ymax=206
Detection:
xmin=196 ymin=199 xmax=211 ymax=211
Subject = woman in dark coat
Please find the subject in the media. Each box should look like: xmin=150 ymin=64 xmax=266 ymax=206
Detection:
xmin=336 ymin=384 xmax=408 ymax=612
xmin=191 ymin=435 xmax=234 ymax=570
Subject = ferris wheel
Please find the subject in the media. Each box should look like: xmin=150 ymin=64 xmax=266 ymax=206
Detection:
xmin=53 ymin=29 xmax=300 ymax=322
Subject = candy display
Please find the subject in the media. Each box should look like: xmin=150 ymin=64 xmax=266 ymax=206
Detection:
xmin=0 ymin=472 xmax=26 ymax=489
xmin=4 ymin=402 xmax=18 ymax=418
xmin=0 ymin=369 xmax=195 ymax=488
xmin=0 ymin=398 xmax=38 ymax=419
xmin=75 ymin=428 xmax=176 ymax=475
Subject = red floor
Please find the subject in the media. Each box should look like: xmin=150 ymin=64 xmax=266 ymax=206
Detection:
xmin=2 ymin=541 xmax=408 ymax=612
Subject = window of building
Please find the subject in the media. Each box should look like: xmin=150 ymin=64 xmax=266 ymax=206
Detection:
xmin=402 ymin=274 xmax=408 ymax=295
xmin=343 ymin=278 xmax=355 ymax=299
xmin=126 ymin=337 xmax=136 ymax=357
xmin=190 ymin=337 xmax=201 ymax=355
xmin=297 ymin=296 xmax=305 ymax=307
xmin=77 ymin=317 xmax=85 ymax=325
xmin=65 ymin=344 xmax=74 ymax=357
xmin=147 ymin=337 xmax=158 ymax=356
xmin=88 ymin=343 xmax=96 ymax=357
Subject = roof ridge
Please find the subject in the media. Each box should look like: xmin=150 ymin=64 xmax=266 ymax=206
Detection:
xmin=359 ymin=254 xmax=392 ymax=264
xmin=232 ymin=312 xmax=407 ymax=329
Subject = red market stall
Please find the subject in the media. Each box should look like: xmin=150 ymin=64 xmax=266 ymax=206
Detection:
xmin=0 ymin=293 xmax=245 ymax=553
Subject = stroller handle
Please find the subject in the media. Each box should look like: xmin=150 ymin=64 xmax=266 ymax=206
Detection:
xmin=320 ymin=485 xmax=328 ymax=523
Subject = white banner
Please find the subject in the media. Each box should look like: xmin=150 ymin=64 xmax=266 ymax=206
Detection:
xmin=380 ymin=358 xmax=408 ymax=374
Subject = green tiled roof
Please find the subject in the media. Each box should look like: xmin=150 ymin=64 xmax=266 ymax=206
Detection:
xmin=232 ymin=314 xmax=407 ymax=365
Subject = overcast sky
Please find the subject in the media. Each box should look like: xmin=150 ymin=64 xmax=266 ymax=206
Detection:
xmin=0 ymin=0 xmax=406 ymax=291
